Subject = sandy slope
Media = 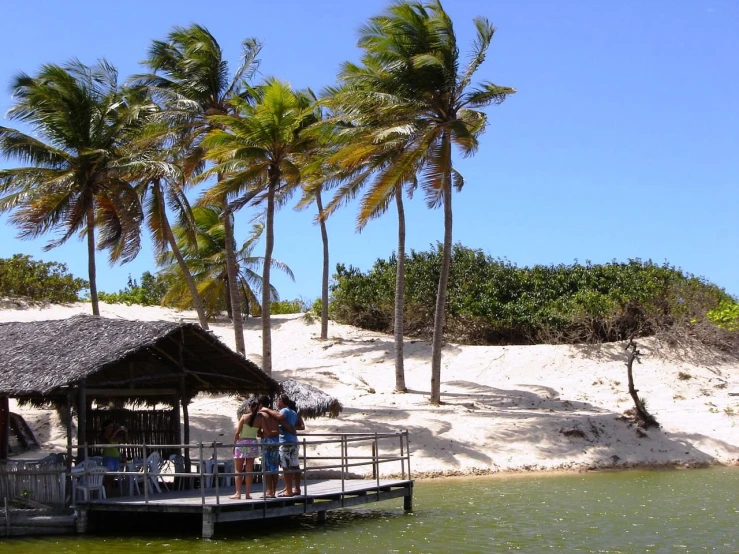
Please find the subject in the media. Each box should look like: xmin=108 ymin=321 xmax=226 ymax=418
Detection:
xmin=5 ymin=301 xmax=739 ymax=477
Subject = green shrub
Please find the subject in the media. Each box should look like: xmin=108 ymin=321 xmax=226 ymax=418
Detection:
xmin=707 ymin=301 xmax=739 ymax=331
xmin=98 ymin=272 xmax=168 ymax=306
xmin=270 ymin=298 xmax=309 ymax=315
xmin=329 ymin=244 xmax=733 ymax=345
xmin=0 ymin=254 xmax=87 ymax=302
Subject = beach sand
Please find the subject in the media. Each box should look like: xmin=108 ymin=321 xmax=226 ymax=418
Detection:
xmin=4 ymin=301 xmax=739 ymax=477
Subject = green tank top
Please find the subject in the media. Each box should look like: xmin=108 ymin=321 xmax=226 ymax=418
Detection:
xmin=102 ymin=446 xmax=120 ymax=458
xmin=239 ymin=423 xmax=258 ymax=439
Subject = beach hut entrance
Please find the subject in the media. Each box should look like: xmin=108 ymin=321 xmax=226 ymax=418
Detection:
xmin=86 ymin=408 xmax=179 ymax=460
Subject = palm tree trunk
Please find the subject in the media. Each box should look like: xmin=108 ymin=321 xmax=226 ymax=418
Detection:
xmin=394 ymin=185 xmax=407 ymax=393
xmin=222 ymin=195 xmax=246 ymax=354
xmin=86 ymin=202 xmax=100 ymax=316
xmin=261 ymin=174 xmax=278 ymax=375
xmin=157 ymin=185 xmax=209 ymax=330
xmin=430 ymin=133 xmax=453 ymax=404
xmin=315 ymin=187 xmax=329 ymax=340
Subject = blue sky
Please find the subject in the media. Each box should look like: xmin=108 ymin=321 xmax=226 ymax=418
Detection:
xmin=1 ymin=0 xmax=737 ymax=302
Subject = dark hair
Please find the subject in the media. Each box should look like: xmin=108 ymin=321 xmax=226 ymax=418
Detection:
xmin=257 ymin=395 xmax=271 ymax=408
xmin=245 ymin=400 xmax=259 ymax=426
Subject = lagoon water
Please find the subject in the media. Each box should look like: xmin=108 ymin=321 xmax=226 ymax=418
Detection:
xmin=2 ymin=467 xmax=737 ymax=553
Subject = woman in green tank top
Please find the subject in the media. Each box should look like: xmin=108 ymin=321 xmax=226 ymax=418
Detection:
xmin=230 ymin=400 xmax=260 ymax=499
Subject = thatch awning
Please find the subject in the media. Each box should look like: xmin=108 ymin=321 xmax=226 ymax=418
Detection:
xmin=0 ymin=315 xmax=278 ymax=404
xmin=236 ymin=379 xmax=343 ymax=420
xmin=280 ymin=378 xmax=343 ymax=419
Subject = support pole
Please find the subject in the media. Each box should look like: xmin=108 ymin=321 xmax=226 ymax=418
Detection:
xmin=202 ymin=506 xmax=215 ymax=538
xmin=404 ymin=482 xmax=414 ymax=512
xmin=77 ymin=381 xmax=87 ymax=460
xmin=0 ymin=397 xmax=9 ymax=460
xmin=316 ymin=510 xmax=327 ymax=523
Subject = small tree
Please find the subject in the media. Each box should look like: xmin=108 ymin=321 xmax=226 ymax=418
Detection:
xmin=624 ymin=339 xmax=659 ymax=428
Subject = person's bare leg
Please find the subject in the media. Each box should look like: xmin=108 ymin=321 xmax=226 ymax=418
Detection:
xmin=229 ymin=458 xmax=244 ymax=499
xmin=244 ymin=458 xmax=254 ymax=499
xmin=281 ymin=467 xmax=293 ymax=496
xmin=293 ymin=465 xmax=301 ymax=495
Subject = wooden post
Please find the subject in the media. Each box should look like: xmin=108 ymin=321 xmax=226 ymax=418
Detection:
xmin=0 ymin=396 xmax=9 ymax=460
xmin=202 ymin=506 xmax=215 ymax=538
xmin=75 ymin=508 xmax=88 ymax=533
xmin=316 ymin=510 xmax=327 ymax=523
xmin=77 ymin=381 xmax=87 ymax=460
xmin=404 ymin=481 xmax=414 ymax=512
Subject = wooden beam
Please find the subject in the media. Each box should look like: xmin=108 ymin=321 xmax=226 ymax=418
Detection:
xmin=77 ymin=381 xmax=86 ymax=459
xmin=86 ymin=388 xmax=177 ymax=397
xmin=0 ymin=396 xmax=9 ymax=460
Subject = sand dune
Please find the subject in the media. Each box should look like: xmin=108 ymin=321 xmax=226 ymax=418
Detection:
xmin=5 ymin=301 xmax=739 ymax=477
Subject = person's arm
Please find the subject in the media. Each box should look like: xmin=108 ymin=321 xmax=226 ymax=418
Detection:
xmin=260 ymin=407 xmax=283 ymax=420
xmin=233 ymin=415 xmax=245 ymax=443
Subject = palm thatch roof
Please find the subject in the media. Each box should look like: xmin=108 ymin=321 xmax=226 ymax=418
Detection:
xmin=0 ymin=315 xmax=278 ymax=404
xmin=236 ymin=378 xmax=343 ymax=420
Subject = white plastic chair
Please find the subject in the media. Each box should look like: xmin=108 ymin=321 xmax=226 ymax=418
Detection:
xmin=136 ymin=452 xmax=168 ymax=493
xmin=168 ymin=454 xmax=187 ymax=491
xmin=73 ymin=466 xmax=107 ymax=501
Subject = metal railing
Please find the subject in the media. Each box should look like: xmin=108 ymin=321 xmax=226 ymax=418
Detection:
xmin=66 ymin=430 xmax=411 ymax=507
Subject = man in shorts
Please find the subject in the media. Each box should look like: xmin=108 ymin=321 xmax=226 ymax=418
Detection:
xmin=256 ymin=395 xmax=281 ymax=498
xmin=260 ymin=393 xmax=302 ymax=497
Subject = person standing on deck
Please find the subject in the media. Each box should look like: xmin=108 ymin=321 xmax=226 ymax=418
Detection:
xmin=256 ymin=395 xmax=281 ymax=498
xmin=230 ymin=400 xmax=259 ymax=500
xmin=260 ymin=393 xmax=303 ymax=497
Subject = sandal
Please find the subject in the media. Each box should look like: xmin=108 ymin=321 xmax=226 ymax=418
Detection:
xmin=276 ymin=491 xmax=295 ymax=498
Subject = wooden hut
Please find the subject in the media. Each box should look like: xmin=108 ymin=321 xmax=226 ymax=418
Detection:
xmin=0 ymin=315 xmax=279 ymax=459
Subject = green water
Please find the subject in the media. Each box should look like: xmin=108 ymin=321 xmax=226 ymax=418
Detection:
xmin=2 ymin=467 xmax=738 ymax=553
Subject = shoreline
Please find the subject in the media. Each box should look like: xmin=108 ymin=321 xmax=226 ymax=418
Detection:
xmin=3 ymin=302 xmax=739 ymax=479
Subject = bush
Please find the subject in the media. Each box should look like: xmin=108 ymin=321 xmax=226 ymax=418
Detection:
xmin=98 ymin=272 xmax=168 ymax=306
xmin=270 ymin=298 xmax=309 ymax=315
xmin=329 ymin=244 xmax=734 ymax=346
xmin=707 ymin=301 xmax=739 ymax=331
xmin=0 ymin=254 xmax=87 ymax=302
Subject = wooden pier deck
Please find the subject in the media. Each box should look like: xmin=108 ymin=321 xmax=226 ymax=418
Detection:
xmin=76 ymin=478 xmax=414 ymax=537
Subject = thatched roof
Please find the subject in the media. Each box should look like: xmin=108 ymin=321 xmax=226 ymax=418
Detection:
xmin=236 ymin=378 xmax=343 ymax=420
xmin=281 ymin=379 xmax=343 ymax=419
xmin=0 ymin=315 xmax=278 ymax=403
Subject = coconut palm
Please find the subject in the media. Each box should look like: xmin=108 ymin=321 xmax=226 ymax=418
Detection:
xmin=157 ymin=204 xmax=294 ymax=318
xmin=202 ymin=78 xmax=313 ymax=374
xmin=343 ymin=0 xmax=515 ymax=402
xmin=0 ymin=60 xmax=144 ymax=316
xmin=134 ymin=24 xmax=261 ymax=354
xmin=316 ymin=86 xmax=418 ymax=393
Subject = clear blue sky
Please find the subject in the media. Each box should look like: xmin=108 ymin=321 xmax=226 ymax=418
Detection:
xmin=1 ymin=0 xmax=737 ymax=301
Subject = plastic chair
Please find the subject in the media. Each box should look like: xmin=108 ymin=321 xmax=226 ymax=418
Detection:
xmin=73 ymin=466 xmax=107 ymax=501
xmin=168 ymin=454 xmax=187 ymax=491
xmin=136 ymin=452 xmax=168 ymax=493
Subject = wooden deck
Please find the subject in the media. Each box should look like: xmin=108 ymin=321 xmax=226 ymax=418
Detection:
xmin=76 ymin=478 xmax=414 ymax=538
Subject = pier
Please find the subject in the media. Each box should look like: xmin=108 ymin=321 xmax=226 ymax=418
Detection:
xmin=72 ymin=431 xmax=413 ymax=538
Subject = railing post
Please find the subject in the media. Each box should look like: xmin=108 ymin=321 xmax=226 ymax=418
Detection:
xmin=199 ymin=443 xmax=205 ymax=507
xmin=213 ymin=442 xmax=219 ymax=506
xmin=83 ymin=443 xmax=89 ymax=501
xmin=374 ymin=433 xmax=380 ymax=489
xmin=340 ymin=435 xmax=346 ymax=495
xmin=143 ymin=443 xmax=149 ymax=505
xmin=301 ymin=437 xmax=307 ymax=498
xmin=405 ymin=430 xmax=411 ymax=479
xmin=399 ymin=432 xmax=405 ymax=480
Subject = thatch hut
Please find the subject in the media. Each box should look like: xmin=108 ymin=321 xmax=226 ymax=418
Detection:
xmin=0 ymin=315 xmax=279 ymax=459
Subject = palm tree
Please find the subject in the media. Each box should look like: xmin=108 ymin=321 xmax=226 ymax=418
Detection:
xmin=202 ymin=78 xmax=313 ymax=374
xmin=344 ymin=0 xmax=515 ymax=402
xmin=0 ymin=60 xmax=144 ymax=316
xmin=134 ymin=24 xmax=261 ymax=354
xmin=317 ymin=92 xmax=418 ymax=393
xmin=157 ymin=204 xmax=293 ymax=318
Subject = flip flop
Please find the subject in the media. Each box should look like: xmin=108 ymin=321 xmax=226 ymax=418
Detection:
xmin=276 ymin=491 xmax=295 ymax=498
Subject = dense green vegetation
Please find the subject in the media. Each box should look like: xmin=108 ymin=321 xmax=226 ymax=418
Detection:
xmin=0 ymin=254 xmax=87 ymax=303
xmin=98 ymin=272 xmax=169 ymax=307
xmin=330 ymin=244 xmax=734 ymax=345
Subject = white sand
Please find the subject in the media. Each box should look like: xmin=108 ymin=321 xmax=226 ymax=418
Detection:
xmin=5 ymin=301 xmax=739 ymax=477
